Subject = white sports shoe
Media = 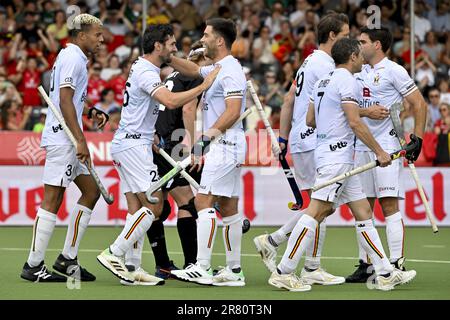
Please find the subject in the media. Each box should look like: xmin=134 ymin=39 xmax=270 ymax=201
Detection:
xmin=171 ymin=263 xmax=213 ymax=285
xmin=97 ymin=248 xmax=133 ymax=283
xmin=253 ymin=234 xmax=277 ymax=272
xmin=300 ymin=267 xmax=345 ymax=285
xmin=120 ymin=267 xmax=165 ymax=286
xmin=212 ymin=266 xmax=246 ymax=287
xmin=268 ymin=271 xmax=312 ymax=292
xmin=375 ymin=269 xmax=417 ymax=291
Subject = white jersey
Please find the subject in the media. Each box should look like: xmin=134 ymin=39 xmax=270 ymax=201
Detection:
xmin=111 ymin=57 xmax=164 ymax=154
xmin=199 ymin=55 xmax=246 ymax=141
xmin=41 ymin=44 xmax=88 ymax=147
xmin=290 ymin=50 xmax=335 ymax=153
xmin=355 ymin=57 xmax=418 ymax=151
xmin=310 ymin=68 xmax=359 ymax=169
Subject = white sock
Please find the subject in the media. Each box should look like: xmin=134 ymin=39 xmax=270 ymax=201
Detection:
xmin=270 ymin=209 xmax=305 ymax=245
xmin=110 ymin=207 xmax=154 ymax=256
xmin=358 ymin=235 xmax=370 ymax=264
xmin=356 ymin=219 xmax=374 ymax=264
xmin=196 ymin=208 xmax=217 ymax=270
xmin=222 ymin=213 xmax=242 ymax=270
xmin=304 ymin=218 xmax=326 ymax=270
xmin=385 ymin=212 xmax=405 ymax=262
xmin=355 ymin=219 xmax=393 ymax=275
xmin=124 ymin=213 xmax=144 ymax=269
xmin=27 ymin=208 xmax=57 ymax=267
xmin=62 ymin=204 xmax=92 ymax=260
xmin=278 ymin=214 xmax=317 ymax=274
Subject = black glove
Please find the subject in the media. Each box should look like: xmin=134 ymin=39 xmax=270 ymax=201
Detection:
xmin=405 ymin=134 xmax=423 ymax=162
xmin=191 ymin=135 xmax=212 ymax=157
xmin=88 ymin=107 xmax=110 ymax=122
xmin=278 ymin=136 xmax=288 ymax=158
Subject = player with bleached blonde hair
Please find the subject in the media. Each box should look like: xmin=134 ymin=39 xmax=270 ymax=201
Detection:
xmin=21 ymin=14 xmax=108 ymax=282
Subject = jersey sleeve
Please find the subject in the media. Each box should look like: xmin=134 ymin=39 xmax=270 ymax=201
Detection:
xmin=139 ymin=70 xmax=165 ymax=96
xmin=199 ymin=65 xmax=215 ymax=78
xmin=391 ymin=63 xmax=418 ymax=97
xmin=58 ymin=57 xmax=84 ymax=90
xmin=338 ymin=76 xmax=359 ymax=105
xmin=221 ymin=75 xmax=245 ymax=100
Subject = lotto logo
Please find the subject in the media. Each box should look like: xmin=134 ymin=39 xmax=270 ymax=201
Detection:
xmin=329 ymin=141 xmax=348 ymax=151
xmin=363 ymin=87 xmax=370 ymax=97
xmin=300 ymin=128 xmax=315 ymax=139
xmin=64 ymin=77 xmax=73 ymax=83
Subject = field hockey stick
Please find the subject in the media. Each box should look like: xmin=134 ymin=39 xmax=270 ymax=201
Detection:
xmin=247 ymin=80 xmax=303 ymax=210
xmin=158 ymin=148 xmax=200 ymax=190
xmin=311 ymin=149 xmax=407 ymax=192
xmin=38 ymin=86 xmax=114 ymax=205
xmin=145 ymin=106 xmax=255 ymax=202
xmin=390 ymin=103 xmax=438 ymax=233
xmin=159 ymin=147 xmax=251 ymax=233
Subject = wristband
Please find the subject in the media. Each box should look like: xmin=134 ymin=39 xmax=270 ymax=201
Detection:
xmin=278 ymin=137 xmax=288 ymax=145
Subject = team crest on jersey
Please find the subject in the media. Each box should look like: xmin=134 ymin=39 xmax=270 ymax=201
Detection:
xmin=363 ymin=87 xmax=370 ymax=97
xmin=373 ymin=74 xmax=380 ymax=85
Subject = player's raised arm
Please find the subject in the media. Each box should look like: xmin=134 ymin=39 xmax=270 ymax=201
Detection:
xmin=152 ymin=65 xmax=220 ymax=109
xmin=169 ymin=55 xmax=203 ymax=78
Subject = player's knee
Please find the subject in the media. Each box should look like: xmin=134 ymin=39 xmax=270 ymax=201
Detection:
xmin=178 ymin=197 xmax=197 ymax=219
xmin=379 ymin=198 xmax=399 ymax=215
xmin=41 ymin=188 xmax=65 ymax=212
xmin=158 ymin=200 xmax=172 ymax=222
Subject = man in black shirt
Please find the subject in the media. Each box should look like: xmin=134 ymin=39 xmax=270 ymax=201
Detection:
xmin=147 ymin=42 xmax=206 ymax=278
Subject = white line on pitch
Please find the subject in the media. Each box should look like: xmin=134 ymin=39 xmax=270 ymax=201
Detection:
xmin=422 ymin=245 xmax=446 ymax=249
xmin=1 ymin=247 xmax=450 ymax=265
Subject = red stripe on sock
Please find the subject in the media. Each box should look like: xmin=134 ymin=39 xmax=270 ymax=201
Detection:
xmin=312 ymin=224 xmax=319 ymax=257
xmin=125 ymin=213 xmax=146 ymax=240
xmin=32 ymin=217 xmax=39 ymax=252
xmin=207 ymin=218 xmax=216 ymax=249
xmin=71 ymin=210 xmax=83 ymax=247
xmin=225 ymin=225 xmax=231 ymax=251
xmin=362 ymin=231 xmax=384 ymax=259
xmin=401 ymin=219 xmax=405 ymax=257
xmin=289 ymin=228 xmax=308 ymax=259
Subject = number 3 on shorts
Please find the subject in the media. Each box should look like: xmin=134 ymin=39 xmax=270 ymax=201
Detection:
xmin=65 ymin=164 xmax=73 ymax=177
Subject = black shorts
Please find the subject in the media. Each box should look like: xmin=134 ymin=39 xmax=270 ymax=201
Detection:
xmin=153 ymin=148 xmax=202 ymax=191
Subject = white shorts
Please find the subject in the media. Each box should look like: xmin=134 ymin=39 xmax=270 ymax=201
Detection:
xmin=198 ymin=138 xmax=246 ymax=198
xmin=112 ymin=144 xmax=159 ymax=194
xmin=312 ymin=163 xmax=366 ymax=208
xmin=292 ymin=151 xmax=316 ymax=190
xmin=354 ymin=151 xmax=404 ymax=199
xmin=42 ymin=145 xmax=90 ymax=188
